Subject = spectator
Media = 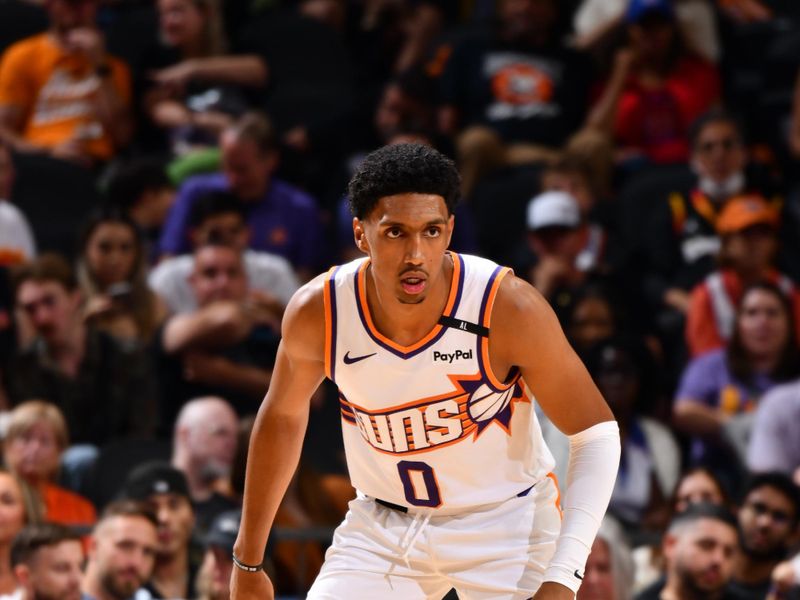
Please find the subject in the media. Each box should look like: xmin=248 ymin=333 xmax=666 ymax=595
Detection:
xmin=640 ymin=110 xmax=772 ymax=317
xmin=526 ymin=190 xmax=612 ymax=303
xmin=158 ymin=112 xmax=325 ymax=280
xmin=0 ymin=0 xmax=132 ymax=165
xmin=138 ymin=0 xmax=267 ymax=154
xmin=730 ymin=473 xmax=800 ymax=600
xmin=583 ymin=0 xmax=720 ymax=165
xmin=0 ymin=469 xmax=40 ymax=596
xmin=77 ymin=208 xmax=168 ymax=343
xmin=149 ymin=190 xmax=298 ymax=315
xmin=573 ymin=0 xmax=720 ymax=64
xmin=4 ymin=522 xmax=83 ymax=600
xmin=672 ymin=466 xmax=731 ymax=515
xmin=747 ymin=378 xmax=800 ymax=484
xmin=562 ymin=284 xmax=619 ymax=354
xmin=155 ymin=242 xmax=277 ymax=427
xmin=82 ymin=499 xmax=159 ymax=600
xmin=6 ymin=254 xmax=157 ymax=447
xmin=577 ymin=516 xmax=635 ymax=600
xmin=172 ymin=397 xmax=239 ymax=532
xmin=634 ymin=503 xmax=740 ymax=600
xmin=437 ymin=0 xmax=591 ymax=198
xmin=119 ymin=462 xmax=199 ymax=599
xmin=584 ymin=336 xmax=679 ymax=533
xmin=194 ymin=509 xmax=243 ymax=600
xmin=769 ymin=553 xmax=800 ymax=600
xmin=104 ymin=159 xmax=175 ymax=263
xmin=673 ymin=282 xmax=800 ymax=479
xmin=3 ymin=401 xmax=95 ymax=530
xmin=0 ymin=142 xmax=35 ymax=267
xmin=686 ymin=194 xmax=800 ymax=357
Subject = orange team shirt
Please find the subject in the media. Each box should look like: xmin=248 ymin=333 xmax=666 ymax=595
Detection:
xmin=42 ymin=483 xmax=97 ymax=529
xmin=0 ymin=33 xmax=130 ymax=160
xmin=686 ymin=269 xmax=800 ymax=357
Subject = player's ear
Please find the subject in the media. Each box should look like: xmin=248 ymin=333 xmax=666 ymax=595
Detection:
xmin=353 ymin=218 xmax=369 ymax=254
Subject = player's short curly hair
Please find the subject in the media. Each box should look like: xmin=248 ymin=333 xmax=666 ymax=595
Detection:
xmin=348 ymin=143 xmax=460 ymax=219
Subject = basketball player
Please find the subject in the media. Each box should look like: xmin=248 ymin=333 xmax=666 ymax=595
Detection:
xmin=231 ymin=143 xmax=620 ymax=599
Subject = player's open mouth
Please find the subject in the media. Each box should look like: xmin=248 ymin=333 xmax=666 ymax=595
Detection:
xmin=401 ymin=277 xmax=426 ymax=294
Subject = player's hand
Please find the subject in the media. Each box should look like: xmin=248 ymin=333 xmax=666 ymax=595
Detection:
xmin=531 ymin=581 xmax=575 ymax=600
xmin=230 ymin=568 xmax=274 ymax=600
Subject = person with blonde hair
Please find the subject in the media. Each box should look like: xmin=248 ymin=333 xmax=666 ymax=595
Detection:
xmin=578 ymin=516 xmax=635 ymax=600
xmin=0 ymin=468 xmax=41 ymax=596
xmin=3 ymin=400 xmax=96 ymax=530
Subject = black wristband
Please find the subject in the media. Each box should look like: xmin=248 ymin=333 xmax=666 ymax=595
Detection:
xmin=232 ymin=554 xmax=263 ymax=573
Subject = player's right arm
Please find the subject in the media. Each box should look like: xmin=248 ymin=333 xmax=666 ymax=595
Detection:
xmin=231 ymin=274 xmax=327 ymax=600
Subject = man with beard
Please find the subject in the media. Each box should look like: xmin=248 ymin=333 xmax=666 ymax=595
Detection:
xmin=635 ymin=503 xmax=742 ymax=600
xmin=730 ymin=473 xmax=800 ymax=600
xmin=172 ymin=397 xmax=240 ymax=533
xmin=82 ymin=500 xmax=158 ymax=600
xmin=120 ymin=462 xmax=200 ymax=600
xmin=4 ymin=522 xmax=85 ymax=600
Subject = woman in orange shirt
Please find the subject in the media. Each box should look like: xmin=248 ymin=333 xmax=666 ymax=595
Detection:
xmin=3 ymin=400 xmax=96 ymax=531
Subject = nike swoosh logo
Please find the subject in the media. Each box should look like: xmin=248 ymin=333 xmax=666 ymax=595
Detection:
xmin=343 ymin=351 xmax=377 ymax=365
xmin=574 ymin=569 xmax=583 ymax=580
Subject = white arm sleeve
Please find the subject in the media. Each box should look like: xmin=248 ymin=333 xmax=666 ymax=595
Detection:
xmin=543 ymin=420 xmax=621 ymax=593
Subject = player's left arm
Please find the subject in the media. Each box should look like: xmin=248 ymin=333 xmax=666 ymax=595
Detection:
xmin=491 ymin=275 xmax=620 ymax=599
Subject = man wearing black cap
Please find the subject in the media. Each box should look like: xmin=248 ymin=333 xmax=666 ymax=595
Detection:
xmin=196 ymin=510 xmax=241 ymax=600
xmin=121 ymin=461 xmax=200 ymax=599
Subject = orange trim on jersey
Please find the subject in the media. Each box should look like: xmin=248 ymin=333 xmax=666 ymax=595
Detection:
xmin=480 ymin=267 xmax=513 ymax=389
xmin=547 ymin=472 xmax=563 ymax=519
xmin=322 ymin=266 xmax=337 ymax=380
xmin=355 ymin=251 xmax=462 ymax=353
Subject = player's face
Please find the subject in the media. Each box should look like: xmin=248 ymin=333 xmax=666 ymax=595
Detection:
xmin=354 ymin=193 xmax=454 ymax=305
xmin=738 ymin=486 xmax=796 ymax=558
xmin=27 ymin=540 xmax=84 ymax=600
xmin=577 ymin=537 xmax=615 ymax=600
xmin=736 ymin=288 xmax=790 ymax=359
xmin=149 ymin=493 xmax=195 ymax=557
xmin=85 ymin=222 xmax=138 ymax=287
xmin=92 ymin=516 xmax=158 ymax=599
xmin=666 ymin=519 xmax=738 ymax=595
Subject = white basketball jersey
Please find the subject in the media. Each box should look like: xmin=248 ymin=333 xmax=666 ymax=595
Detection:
xmin=323 ymin=252 xmax=556 ymax=512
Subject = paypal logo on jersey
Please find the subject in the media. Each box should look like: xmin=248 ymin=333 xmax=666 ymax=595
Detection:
xmin=433 ymin=349 xmax=473 ymax=363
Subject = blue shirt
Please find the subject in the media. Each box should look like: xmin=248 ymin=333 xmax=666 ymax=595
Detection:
xmin=159 ymin=173 xmax=325 ymax=271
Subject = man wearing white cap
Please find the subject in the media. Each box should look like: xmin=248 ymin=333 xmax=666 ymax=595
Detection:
xmin=526 ymin=190 xmax=606 ymax=301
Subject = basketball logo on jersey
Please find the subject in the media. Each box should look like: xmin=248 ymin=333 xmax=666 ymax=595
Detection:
xmin=339 ymin=374 xmax=527 ymax=455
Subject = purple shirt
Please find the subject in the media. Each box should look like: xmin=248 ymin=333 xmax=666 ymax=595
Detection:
xmin=159 ymin=173 xmax=325 ymax=271
xmin=747 ymin=379 xmax=800 ymax=475
xmin=676 ymin=349 xmax=776 ymax=463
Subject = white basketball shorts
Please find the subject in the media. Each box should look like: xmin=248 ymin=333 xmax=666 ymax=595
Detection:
xmin=307 ymin=475 xmax=562 ymax=599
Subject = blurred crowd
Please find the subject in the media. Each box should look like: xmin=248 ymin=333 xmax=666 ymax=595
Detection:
xmin=2 ymin=0 xmax=800 ymax=598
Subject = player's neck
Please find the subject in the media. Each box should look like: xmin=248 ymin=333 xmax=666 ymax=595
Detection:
xmin=366 ymin=258 xmax=453 ymax=347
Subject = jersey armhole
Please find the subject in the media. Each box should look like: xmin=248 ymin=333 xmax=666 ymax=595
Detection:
xmin=477 ymin=267 xmax=517 ymax=390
